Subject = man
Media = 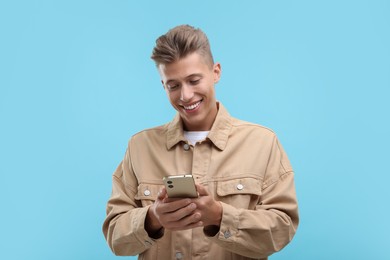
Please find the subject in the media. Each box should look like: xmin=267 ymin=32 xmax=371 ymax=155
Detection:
xmin=103 ymin=25 xmax=299 ymax=260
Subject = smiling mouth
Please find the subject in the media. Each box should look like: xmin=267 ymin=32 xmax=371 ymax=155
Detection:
xmin=182 ymin=100 xmax=202 ymax=111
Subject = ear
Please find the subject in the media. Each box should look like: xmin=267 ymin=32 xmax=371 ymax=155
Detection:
xmin=213 ymin=63 xmax=221 ymax=83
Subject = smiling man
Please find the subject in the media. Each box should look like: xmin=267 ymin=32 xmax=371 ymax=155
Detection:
xmin=103 ymin=25 xmax=299 ymax=260
xmin=159 ymin=52 xmax=220 ymax=131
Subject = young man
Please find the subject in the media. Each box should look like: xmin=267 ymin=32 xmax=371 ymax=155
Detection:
xmin=103 ymin=25 xmax=299 ymax=260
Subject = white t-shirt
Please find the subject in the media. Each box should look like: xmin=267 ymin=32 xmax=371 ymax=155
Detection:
xmin=183 ymin=131 xmax=209 ymax=145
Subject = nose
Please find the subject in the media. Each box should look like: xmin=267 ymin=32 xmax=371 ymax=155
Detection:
xmin=180 ymin=84 xmax=194 ymax=102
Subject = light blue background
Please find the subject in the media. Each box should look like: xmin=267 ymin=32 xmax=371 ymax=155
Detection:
xmin=1 ymin=1 xmax=389 ymax=259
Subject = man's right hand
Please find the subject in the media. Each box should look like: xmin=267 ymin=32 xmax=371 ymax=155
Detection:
xmin=145 ymin=187 xmax=203 ymax=234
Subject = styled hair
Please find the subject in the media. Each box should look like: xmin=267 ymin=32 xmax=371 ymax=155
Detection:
xmin=151 ymin=25 xmax=214 ymax=67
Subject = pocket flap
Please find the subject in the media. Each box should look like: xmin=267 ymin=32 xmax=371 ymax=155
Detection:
xmin=217 ymin=178 xmax=262 ymax=196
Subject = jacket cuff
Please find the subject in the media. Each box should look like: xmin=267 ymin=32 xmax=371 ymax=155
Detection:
xmin=132 ymin=206 xmax=160 ymax=249
xmin=204 ymin=202 xmax=239 ymax=243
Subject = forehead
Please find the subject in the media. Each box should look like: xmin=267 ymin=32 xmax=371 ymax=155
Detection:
xmin=158 ymin=53 xmax=211 ymax=81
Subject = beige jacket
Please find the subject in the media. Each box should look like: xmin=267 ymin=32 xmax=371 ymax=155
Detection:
xmin=103 ymin=103 xmax=299 ymax=260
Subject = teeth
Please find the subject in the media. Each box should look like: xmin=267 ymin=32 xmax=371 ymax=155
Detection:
xmin=184 ymin=101 xmax=201 ymax=110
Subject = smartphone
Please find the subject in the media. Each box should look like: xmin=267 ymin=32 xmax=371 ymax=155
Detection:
xmin=163 ymin=174 xmax=198 ymax=198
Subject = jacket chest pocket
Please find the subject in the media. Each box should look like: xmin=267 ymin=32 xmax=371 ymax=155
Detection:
xmin=216 ymin=177 xmax=262 ymax=210
xmin=134 ymin=183 xmax=163 ymax=207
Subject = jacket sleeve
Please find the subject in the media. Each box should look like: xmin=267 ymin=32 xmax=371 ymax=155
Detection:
xmin=205 ymin=137 xmax=299 ymax=259
xmin=102 ymin=148 xmax=157 ymax=256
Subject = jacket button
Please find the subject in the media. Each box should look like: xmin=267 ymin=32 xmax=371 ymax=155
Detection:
xmin=224 ymin=230 xmax=231 ymax=239
xmin=144 ymin=189 xmax=151 ymax=196
xmin=236 ymin=184 xmax=244 ymax=190
xmin=183 ymin=143 xmax=190 ymax=151
xmin=175 ymin=251 xmax=183 ymax=259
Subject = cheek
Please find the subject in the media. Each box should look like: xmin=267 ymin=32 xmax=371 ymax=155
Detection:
xmin=167 ymin=92 xmax=178 ymax=105
xmin=204 ymin=83 xmax=216 ymax=97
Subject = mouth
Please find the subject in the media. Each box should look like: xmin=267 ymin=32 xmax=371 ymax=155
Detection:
xmin=182 ymin=100 xmax=202 ymax=111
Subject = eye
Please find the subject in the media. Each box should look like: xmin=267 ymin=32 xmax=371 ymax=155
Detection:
xmin=166 ymin=83 xmax=180 ymax=91
xmin=189 ymin=79 xmax=200 ymax=85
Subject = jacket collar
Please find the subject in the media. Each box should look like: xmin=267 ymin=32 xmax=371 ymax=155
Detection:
xmin=166 ymin=102 xmax=232 ymax=151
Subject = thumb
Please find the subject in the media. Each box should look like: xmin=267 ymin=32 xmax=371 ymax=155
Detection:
xmin=157 ymin=187 xmax=167 ymax=200
xmin=195 ymin=184 xmax=209 ymax=196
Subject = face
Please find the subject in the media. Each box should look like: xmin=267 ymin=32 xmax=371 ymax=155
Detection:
xmin=158 ymin=52 xmax=221 ymax=131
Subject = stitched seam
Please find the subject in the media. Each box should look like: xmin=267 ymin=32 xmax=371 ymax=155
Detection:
xmin=262 ymin=171 xmax=293 ymax=190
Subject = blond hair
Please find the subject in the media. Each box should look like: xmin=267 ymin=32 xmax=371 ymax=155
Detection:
xmin=151 ymin=25 xmax=214 ymax=67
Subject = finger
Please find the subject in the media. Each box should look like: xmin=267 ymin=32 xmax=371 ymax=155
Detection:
xmin=163 ymin=197 xmax=183 ymax=203
xmin=165 ymin=211 xmax=204 ymax=230
xmin=195 ymin=184 xmax=209 ymax=196
xmin=157 ymin=187 xmax=167 ymax=201
xmin=159 ymin=198 xmax=192 ymax=214
xmin=161 ymin=202 xmax=198 ymax=225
